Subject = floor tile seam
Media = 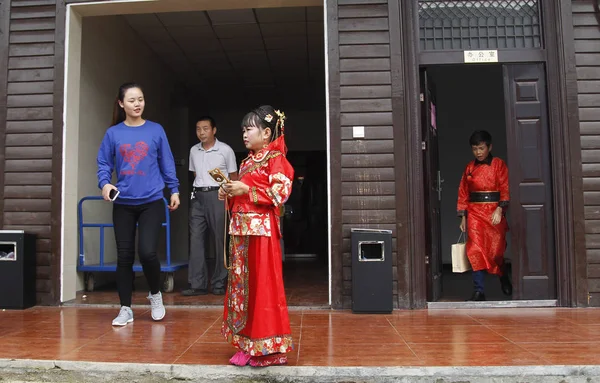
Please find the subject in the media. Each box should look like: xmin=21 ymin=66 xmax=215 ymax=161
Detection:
xmin=2 ymin=335 xmax=113 ymax=343
xmin=55 ymin=329 xmax=119 ymax=359
xmin=299 ymin=342 xmax=412 ymax=348
xmin=191 ymin=340 xmax=230 ymax=344
xmin=462 ymin=314 xmax=489 ymax=326
xmin=301 ymin=324 xmax=393 ymax=328
xmin=475 ymin=321 xmax=551 ymax=363
xmin=387 ymin=323 xmax=487 ymax=328
xmin=294 ymin=332 xmax=302 ymax=365
xmin=484 ymin=323 xmax=584 ymax=328
xmin=386 ymin=317 xmax=412 ymax=343
xmin=570 ymin=323 xmax=600 ymax=327
xmin=173 ymin=316 xmax=222 ymax=364
xmin=524 ymin=352 xmax=555 ymax=365
xmin=386 ymin=317 xmax=421 ymax=361
xmin=478 ymin=321 xmax=520 ymax=345
xmin=294 ymin=310 xmax=303 ymax=366
xmin=510 ymin=340 xmax=600 ymax=346
xmin=485 ymin=328 xmax=554 ymax=364
xmin=405 ymin=341 xmax=515 ymax=346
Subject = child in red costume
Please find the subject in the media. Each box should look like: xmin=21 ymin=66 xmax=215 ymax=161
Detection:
xmin=220 ymin=105 xmax=294 ymax=367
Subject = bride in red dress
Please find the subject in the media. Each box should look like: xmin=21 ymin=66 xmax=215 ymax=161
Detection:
xmin=219 ymin=105 xmax=294 ymax=367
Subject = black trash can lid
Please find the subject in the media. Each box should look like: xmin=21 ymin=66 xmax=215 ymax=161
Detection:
xmin=350 ymin=228 xmax=392 ymax=234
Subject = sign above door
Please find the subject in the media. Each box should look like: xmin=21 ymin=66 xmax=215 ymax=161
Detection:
xmin=464 ymin=50 xmax=499 ymax=63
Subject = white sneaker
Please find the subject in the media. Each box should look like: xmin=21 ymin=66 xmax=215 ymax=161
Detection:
xmin=148 ymin=291 xmax=165 ymax=321
xmin=112 ymin=306 xmax=134 ymax=326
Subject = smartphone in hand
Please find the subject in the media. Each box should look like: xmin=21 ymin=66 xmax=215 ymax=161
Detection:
xmin=109 ymin=189 xmax=120 ymax=202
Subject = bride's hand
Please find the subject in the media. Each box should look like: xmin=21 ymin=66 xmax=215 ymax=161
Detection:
xmin=222 ymin=181 xmax=250 ymax=197
xmin=218 ymin=187 xmax=227 ymax=201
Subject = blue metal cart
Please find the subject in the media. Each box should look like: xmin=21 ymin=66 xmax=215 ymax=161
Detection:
xmin=77 ymin=196 xmax=188 ymax=293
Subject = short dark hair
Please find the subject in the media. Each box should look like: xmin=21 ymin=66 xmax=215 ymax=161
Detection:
xmin=469 ymin=130 xmax=492 ymax=147
xmin=197 ymin=116 xmax=216 ymax=128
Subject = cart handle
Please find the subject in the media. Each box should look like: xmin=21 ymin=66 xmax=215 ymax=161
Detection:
xmin=77 ymin=196 xmax=171 ymax=268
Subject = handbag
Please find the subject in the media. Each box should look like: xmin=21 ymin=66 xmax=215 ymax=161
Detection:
xmin=451 ymin=232 xmax=471 ymax=273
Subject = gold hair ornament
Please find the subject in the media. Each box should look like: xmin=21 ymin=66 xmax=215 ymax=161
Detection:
xmin=274 ymin=109 xmax=286 ymax=139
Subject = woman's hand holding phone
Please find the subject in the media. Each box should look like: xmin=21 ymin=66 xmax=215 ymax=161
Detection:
xmin=102 ymin=184 xmax=118 ymax=201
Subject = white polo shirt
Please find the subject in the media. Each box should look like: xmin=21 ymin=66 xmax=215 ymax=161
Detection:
xmin=189 ymin=138 xmax=237 ymax=187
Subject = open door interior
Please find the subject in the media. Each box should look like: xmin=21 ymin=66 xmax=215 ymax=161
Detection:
xmin=420 ymin=68 xmax=443 ymax=302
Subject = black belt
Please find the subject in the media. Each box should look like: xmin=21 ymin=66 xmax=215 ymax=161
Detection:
xmin=469 ymin=192 xmax=500 ymax=203
xmin=193 ymin=186 xmax=220 ymax=192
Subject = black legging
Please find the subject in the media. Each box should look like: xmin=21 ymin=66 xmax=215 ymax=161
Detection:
xmin=113 ymin=199 xmax=163 ymax=307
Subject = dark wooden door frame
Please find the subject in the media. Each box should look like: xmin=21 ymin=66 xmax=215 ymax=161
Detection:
xmin=0 ymin=0 xmax=10 ymax=233
xmin=398 ymin=0 xmax=587 ymax=308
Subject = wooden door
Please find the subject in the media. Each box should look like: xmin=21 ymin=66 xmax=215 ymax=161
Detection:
xmin=420 ymin=68 xmax=443 ymax=302
xmin=503 ymin=64 xmax=556 ymax=300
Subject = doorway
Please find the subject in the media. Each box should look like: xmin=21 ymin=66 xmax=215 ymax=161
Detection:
xmin=421 ymin=64 xmax=557 ymax=304
xmin=60 ymin=1 xmax=329 ymax=307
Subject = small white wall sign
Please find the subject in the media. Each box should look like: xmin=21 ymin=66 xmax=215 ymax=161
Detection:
xmin=353 ymin=126 xmax=365 ymax=139
xmin=464 ymin=50 xmax=499 ymax=63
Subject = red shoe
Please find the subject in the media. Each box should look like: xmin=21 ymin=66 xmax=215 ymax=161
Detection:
xmin=229 ymin=351 xmax=251 ymax=366
xmin=249 ymin=354 xmax=288 ymax=367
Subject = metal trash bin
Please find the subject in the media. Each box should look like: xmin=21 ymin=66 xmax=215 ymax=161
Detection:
xmin=0 ymin=230 xmax=36 ymax=309
xmin=351 ymin=228 xmax=393 ymax=313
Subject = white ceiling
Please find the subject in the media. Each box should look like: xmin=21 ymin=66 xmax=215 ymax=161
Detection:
xmin=124 ymin=7 xmax=325 ymax=103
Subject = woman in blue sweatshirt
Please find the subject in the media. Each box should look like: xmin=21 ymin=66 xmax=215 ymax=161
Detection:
xmin=97 ymin=82 xmax=180 ymax=326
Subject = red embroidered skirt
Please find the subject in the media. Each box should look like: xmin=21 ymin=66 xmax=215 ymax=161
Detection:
xmin=466 ymin=203 xmax=508 ymax=275
xmin=221 ymin=233 xmax=293 ymax=356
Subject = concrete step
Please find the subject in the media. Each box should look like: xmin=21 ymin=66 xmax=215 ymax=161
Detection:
xmin=2 ymin=359 xmax=600 ymax=383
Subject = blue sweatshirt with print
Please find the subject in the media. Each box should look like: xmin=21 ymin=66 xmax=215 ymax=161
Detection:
xmin=97 ymin=120 xmax=180 ymax=205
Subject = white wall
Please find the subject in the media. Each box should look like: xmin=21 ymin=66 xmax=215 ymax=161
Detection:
xmin=63 ymin=14 xmax=185 ymax=300
xmin=427 ymin=65 xmax=510 ymax=265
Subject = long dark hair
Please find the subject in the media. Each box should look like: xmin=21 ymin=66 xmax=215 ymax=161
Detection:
xmin=112 ymin=82 xmax=143 ymax=126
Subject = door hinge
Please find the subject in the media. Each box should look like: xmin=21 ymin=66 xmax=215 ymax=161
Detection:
xmin=420 ymin=93 xmax=424 ymax=102
xmin=421 ymin=141 xmax=426 ymax=150
xmin=425 ymin=255 xmax=430 ymax=264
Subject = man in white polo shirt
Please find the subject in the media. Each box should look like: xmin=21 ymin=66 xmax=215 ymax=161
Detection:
xmin=183 ymin=116 xmax=237 ymax=296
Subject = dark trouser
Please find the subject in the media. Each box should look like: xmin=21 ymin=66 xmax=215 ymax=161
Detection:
xmin=188 ymin=190 xmax=228 ymax=290
xmin=113 ymin=199 xmax=164 ymax=307
xmin=473 ymin=270 xmax=485 ymax=293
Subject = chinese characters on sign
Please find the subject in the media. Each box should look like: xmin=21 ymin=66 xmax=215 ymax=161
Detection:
xmin=463 ymin=50 xmax=499 ymax=63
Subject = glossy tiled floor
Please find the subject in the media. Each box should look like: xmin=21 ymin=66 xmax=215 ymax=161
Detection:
xmin=66 ymin=259 xmax=329 ymax=307
xmin=2 ymin=306 xmax=600 ymax=366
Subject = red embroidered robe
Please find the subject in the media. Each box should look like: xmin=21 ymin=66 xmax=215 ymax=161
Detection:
xmin=457 ymin=157 xmax=509 ymax=275
xmin=221 ymin=136 xmax=294 ymax=356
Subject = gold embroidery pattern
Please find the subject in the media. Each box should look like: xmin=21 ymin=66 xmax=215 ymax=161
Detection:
xmin=239 ymin=151 xmax=282 ymax=179
xmin=251 ymin=187 xmax=259 ymax=204
xmin=225 ymin=236 xmax=250 ymax=335
xmin=266 ymin=173 xmax=292 ymax=207
xmin=221 ymin=326 xmax=294 ymax=357
xmin=229 ymin=212 xmax=271 ymax=236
